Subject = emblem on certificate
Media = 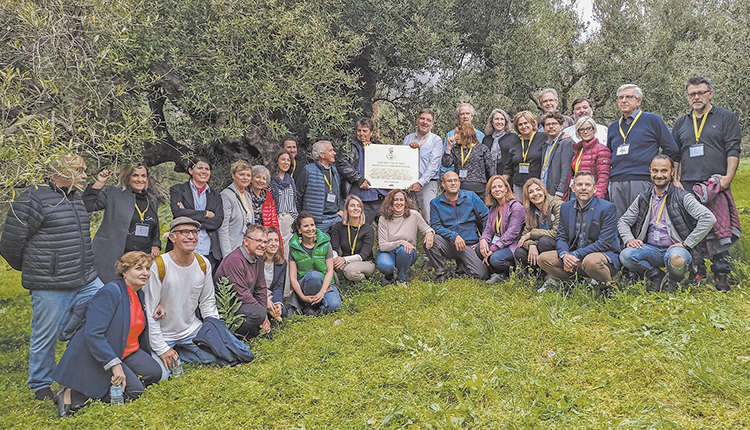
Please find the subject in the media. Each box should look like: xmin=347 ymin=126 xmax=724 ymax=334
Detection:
xmin=364 ymin=145 xmax=419 ymax=189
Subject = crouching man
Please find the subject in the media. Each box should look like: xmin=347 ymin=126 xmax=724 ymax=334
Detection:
xmin=618 ymin=155 xmax=715 ymax=292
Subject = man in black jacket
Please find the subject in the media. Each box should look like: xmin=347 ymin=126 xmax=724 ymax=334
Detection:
xmin=0 ymin=154 xmax=103 ymax=401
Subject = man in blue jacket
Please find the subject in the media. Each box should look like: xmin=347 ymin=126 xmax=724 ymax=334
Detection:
xmin=538 ymin=171 xmax=621 ymax=292
xmin=426 ymin=171 xmax=489 ymax=282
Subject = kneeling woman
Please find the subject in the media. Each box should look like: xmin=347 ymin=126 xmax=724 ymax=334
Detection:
xmin=514 ymin=179 xmax=561 ymax=274
xmin=264 ymin=227 xmax=287 ymax=321
xmin=478 ymin=176 xmax=526 ymax=284
xmin=288 ymin=211 xmax=342 ymax=315
xmin=53 ymin=251 xmax=162 ymax=416
xmin=377 ymin=189 xmax=434 ymax=286
xmin=330 ymin=195 xmax=376 ymax=282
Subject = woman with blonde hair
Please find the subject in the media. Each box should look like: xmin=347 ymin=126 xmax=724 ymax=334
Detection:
xmin=377 ymin=189 xmax=434 ymax=286
xmin=219 ymin=160 xmax=254 ymax=258
xmin=478 ymin=175 xmax=526 ymax=284
xmin=514 ymin=178 xmax=561 ymax=277
xmin=84 ymin=164 xmax=161 ymax=283
xmin=442 ymin=122 xmax=493 ymax=200
xmin=503 ymin=111 xmax=546 ymax=199
xmin=329 ymin=195 xmax=376 ymax=282
xmin=563 ymin=116 xmax=611 ymax=201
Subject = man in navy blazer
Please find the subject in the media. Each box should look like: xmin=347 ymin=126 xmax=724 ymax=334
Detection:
xmin=538 ymin=171 xmax=620 ymax=290
xmin=168 ymin=156 xmax=224 ymax=271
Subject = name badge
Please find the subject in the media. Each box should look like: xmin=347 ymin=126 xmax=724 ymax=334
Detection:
xmin=690 ymin=144 xmax=704 ymax=157
xmin=653 ymin=231 xmax=660 ymax=242
xmin=616 ymin=144 xmax=630 ymax=156
xmin=134 ymin=223 xmax=150 ymax=237
xmin=326 ymin=193 xmax=337 ymax=203
xmin=458 ymin=169 xmax=468 ymax=179
xmin=519 ymin=163 xmax=530 ymax=174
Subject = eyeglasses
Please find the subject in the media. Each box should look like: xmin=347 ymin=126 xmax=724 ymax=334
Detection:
xmin=578 ymin=126 xmax=595 ymax=133
xmin=173 ymin=229 xmax=199 ymax=236
xmin=444 ymin=179 xmax=460 ymax=184
xmin=686 ymin=90 xmax=710 ymax=98
xmin=244 ymin=236 xmax=268 ymax=244
xmin=617 ymin=95 xmax=637 ymax=101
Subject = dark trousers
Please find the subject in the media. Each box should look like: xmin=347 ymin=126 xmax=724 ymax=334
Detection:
xmin=70 ymin=348 xmax=161 ymax=407
xmin=236 ymin=302 xmax=268 ymax=339
xmin=514 ymin=236 xmax=557 ymax=269
xmin=362 ymin=199 xmax=383 ymax=226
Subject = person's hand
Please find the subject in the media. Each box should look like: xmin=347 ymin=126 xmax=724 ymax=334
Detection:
xmin=110 ymin=364 xmax=126 ymax=389
xmin=360 ymin=179 xmax=371 ymax=190
xmin=273 ymin=303 xmax=283 ymax=322
xmin=337 ymin=211 xmax=344 ymax=218
xmin=299 ymin=294 xmax=313 ymax=304
xmin=310 ymin=290 xmax=325 ymax=305
xmin=97 ymin=169 xmax=114 ymax=184
xmin=151 ymin=246 xmax=161 ymax=257
xmin=332 ymin=256 xmax=347 ymax=270
xmin=528 ymin=244 xmax=539 ymax=266
xmin=176 ymin=202 xmax=185 ymax=209
xmin=424 ymin=233 xmax=434 ymax=250
xmin=259 ymin=317 xmax=271 ymax=334
xmin=517 ymin=233 xmax=531 ymax=247
xmin=447 ymin=135 xmax=457 ymax=152
xmin=562 ymin=253 xmax=579 ymax=273
xmin=479 ymin=238 xmax=491 ymax=258
xmin=410 ymin=182 xmax=422 ymax=192
xmin=401 ymin=240 xmax=415 ymax=254
xmin=668 ymin=242 xmax=685 ymax=250
xmin=560 ymin=133 xmax=572 ymax=140
xmin=713 ymin=174 xmax=731 ymax=190
xmin=454 ymin=235 xmax=466 ymax=251
xmin=206 ymin=210 xmax=215 ymax=218
xmin=153 ymin=304 xmax=166 ymax=320
xmin=409 ymin=141 xmax=420 ymax=149
xmin=159 ymin=349 xmax=179 ymax=371
xmin=626 ymin=239 xmax=643 ymax=249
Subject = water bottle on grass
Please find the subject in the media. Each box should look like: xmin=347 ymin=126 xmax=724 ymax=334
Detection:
xmin=110 ymin=384 xmax=124 ymax=405
xmin=171 ymin=357 xmax=184 ymax=378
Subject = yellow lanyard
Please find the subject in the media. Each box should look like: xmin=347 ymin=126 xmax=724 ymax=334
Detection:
xmin=322 ymin=168 xmax=334 ymax=191
xmin=573 ymin=150 xmax=584 ymax=173
xmin=651 ymin=193 xmax=668 ymax=224
xmin=134 ymin=198 xmax=149 ymax=222
xmin=238 ymin=191 xmax=251 ymax=221
xmin=618 ymin=110 xmax=643 ymax=145
xmin=692 ymin=106 xmax=712 ymax=144
xmin=415 ymin=133 xmax=431 ymax=147
xmin=543 ymin=135 xmax=560 ymax=168
xmin=291 ymin=159 xmax=296 ymax=176
xmin=495 ymin=211 xmax=503 ymax=234
xmin=521 ymin=132 xmax=536 ymax=162
xmin=460 ymin=144 xmax=474 ymax=166
xmin=347 ymin=225 xmax=361 ymax=253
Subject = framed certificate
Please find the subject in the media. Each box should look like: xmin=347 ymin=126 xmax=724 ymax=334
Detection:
xmin=364 ymin=144 xmax=419 ymax=189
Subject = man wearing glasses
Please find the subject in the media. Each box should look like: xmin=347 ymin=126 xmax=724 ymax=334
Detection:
xmin=143 ymin=217 xmax=220 ymax=374
xmin=607 ymin=84 xmax=681 ymax=217
xmin=214 ymin=224 xmax=273 ymax=338
xmin=671 ymin=77 xmax=742 ymax=291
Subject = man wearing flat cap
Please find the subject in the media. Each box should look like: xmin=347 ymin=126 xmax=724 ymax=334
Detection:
xmin=142 ymin=216 xmax=220 ymax=375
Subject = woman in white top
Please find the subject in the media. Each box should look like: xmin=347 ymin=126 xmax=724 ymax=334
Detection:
xmin=377 ymin=189 xmax=434 ymax=286
xmin=219 ymin=160 xmax=253 ymax=258
xmin=263 ymin=227 xmax=287 ymax=321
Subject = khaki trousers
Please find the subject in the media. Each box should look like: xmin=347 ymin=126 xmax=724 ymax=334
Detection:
xmin=538 ymin=251 xmax=615 ymax=283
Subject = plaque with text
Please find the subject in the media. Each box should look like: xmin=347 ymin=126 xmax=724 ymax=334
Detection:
xmin=364 ymin=144 xmax=419 ymax=189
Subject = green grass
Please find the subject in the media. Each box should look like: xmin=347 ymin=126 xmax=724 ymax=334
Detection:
xmin=1 ymin=160 xmax=750 ymax=429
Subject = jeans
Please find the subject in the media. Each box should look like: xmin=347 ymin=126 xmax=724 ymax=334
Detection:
xmin=620 ymin=243 xmax=692 ymax=281
xmin=488 ymin=247 xmax=515 ymax=274
xmin=317 ymin=213 xmax=342 ymax=235
xmin=377 ymin=247 xmax=418 ymax=282
xmin=28 ymin=277 xmax=104 ymax=391
xmin=299 ymin=271 xmax=342 ymax=313
xmin=166 ymin=326 xmax=218 ymax=366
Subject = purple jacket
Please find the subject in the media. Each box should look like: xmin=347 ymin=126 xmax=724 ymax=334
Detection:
xmin=692 ymin=179 xmax=741 ymax=255
xmin=481 ymin=199 xmax=526 ymax=253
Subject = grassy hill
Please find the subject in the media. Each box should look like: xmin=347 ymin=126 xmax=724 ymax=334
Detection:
xmin=1 ymin=161 xmax=749 ymax=429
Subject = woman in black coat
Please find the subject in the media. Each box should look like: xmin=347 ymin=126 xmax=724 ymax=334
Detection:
xmin=168 ymin=156 xmax=224 ymax=272
xmin=482 ymin=108 xmax=518 ymax=177
xmin=84 ymin=164 xmax=161 ymax=283
xmin=53 ymin=251 xmax=162 ymax=417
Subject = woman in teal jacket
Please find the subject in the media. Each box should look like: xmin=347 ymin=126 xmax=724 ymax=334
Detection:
xmin=288 ymin=211 xmax=342 ymax=316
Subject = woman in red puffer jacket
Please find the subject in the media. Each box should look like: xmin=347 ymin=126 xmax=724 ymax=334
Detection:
xmin=563 ymin=116 xmax=611 ymax=201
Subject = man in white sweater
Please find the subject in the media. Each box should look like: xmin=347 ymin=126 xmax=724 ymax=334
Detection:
xmin=144 ymin=217 xmax=220 ymax=374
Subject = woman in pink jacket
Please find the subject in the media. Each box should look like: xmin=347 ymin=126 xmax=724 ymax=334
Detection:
xmin=564 ymin=116 xmax=611 ymax=201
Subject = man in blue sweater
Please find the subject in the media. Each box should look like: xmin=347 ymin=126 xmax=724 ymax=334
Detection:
xmin=607 ymin=84 xmax=681 ymax=217
xmin=426 ymin=171 xmax=490 ymax=282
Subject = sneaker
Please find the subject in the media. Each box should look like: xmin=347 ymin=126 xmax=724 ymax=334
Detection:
xmin=660 ymin=275 xmax=678 ymax=294
xmin=302 ymin=307 xmax=319 ymax=317
xmin=687 ymin=270 xmax=707 ymax=287
xmin=539 ymin=277 xmax=559 ymax=293
xmin=35 ymin=387 xmax=54 ymax=401
xmin=646 ymin=271 xmax=666 ymax=293
xmin=486 ymin=273 xmax=504 ymax=285
xmin=715 ymin=274 xmax=730 ymax=292
xmin=396 ymin=281 xmax=407 ymax=288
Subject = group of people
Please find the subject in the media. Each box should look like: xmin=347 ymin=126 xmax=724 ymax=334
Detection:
xmin=0 ymin=76 xmax=741 ymax=415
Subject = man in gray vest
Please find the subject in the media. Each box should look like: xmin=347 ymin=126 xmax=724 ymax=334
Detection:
xmin=618 ymin=155 xmax=715 ymax=292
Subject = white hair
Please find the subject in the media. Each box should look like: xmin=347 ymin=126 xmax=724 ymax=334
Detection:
xmin=311 ymin=140 xmax=332 ymax=159
xmin=540 ymin=88 xmax=559 ymax=101
xmin=617 ymin=84 xmax=643 ymax=99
